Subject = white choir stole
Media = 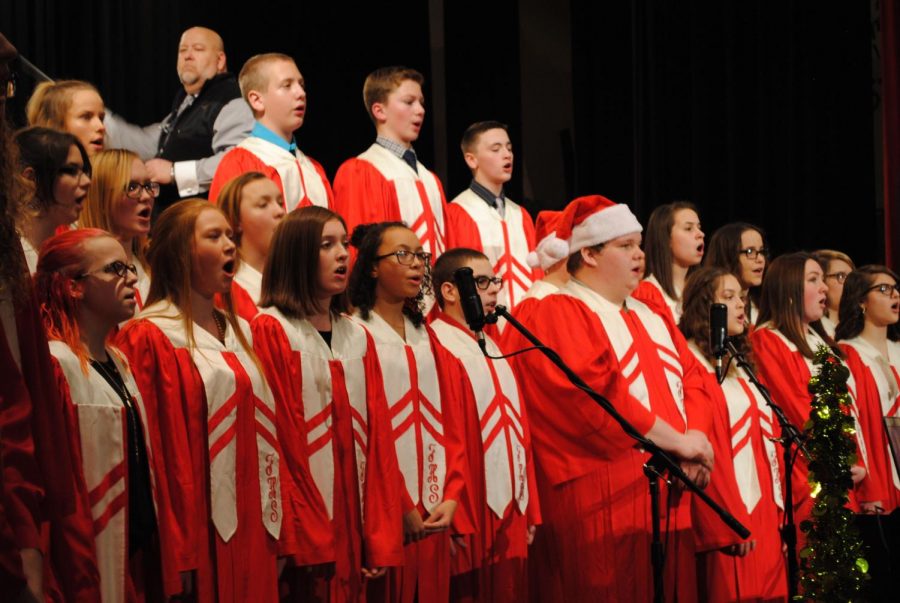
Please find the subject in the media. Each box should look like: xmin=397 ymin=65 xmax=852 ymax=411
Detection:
xmin=238 ymin=137 xmax=330 ymax=211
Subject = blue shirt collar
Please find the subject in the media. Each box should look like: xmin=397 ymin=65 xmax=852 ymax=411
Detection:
xmin=252 ymin=121 xmax=297 ymax=153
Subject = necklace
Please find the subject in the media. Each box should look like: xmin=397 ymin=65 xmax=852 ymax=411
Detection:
xmin=212 ymin=310 xmax=226 ymax=344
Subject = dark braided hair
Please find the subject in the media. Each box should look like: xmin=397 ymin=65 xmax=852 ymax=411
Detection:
xmin=348 ymin=222 xmax=433 ymax=327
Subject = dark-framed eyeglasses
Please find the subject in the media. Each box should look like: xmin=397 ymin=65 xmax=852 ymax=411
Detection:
xmin=473 ymin=275 xmax=504 ymax=290
xmin=825 ymin=271 xmax=850 ymax=284
xmin=75 ymin=260 xmax=138 ymax=280
xmin=738 ymin=247 xmax=768 ymax=260
xmin=125 ymin=181 xmax=161 ymax=199
xmin=57 ymin=163 xmax=89 ymax=179
xmin=867 ymin=283 xmax=900 ymax=297
xmin=375 ymin=249 xmax=433 ymax=266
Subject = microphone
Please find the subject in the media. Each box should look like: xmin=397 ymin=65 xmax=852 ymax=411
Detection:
xmin=710 ymin=303 xmax=728 ymax=382
xmin=452 ymin=267 xmax=487 ymax=348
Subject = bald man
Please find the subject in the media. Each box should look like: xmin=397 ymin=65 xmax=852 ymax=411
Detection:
xmin=106 ymin=26 xmax=253 ymax=216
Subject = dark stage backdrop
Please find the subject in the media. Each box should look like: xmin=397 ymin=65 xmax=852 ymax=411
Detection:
xmin=2 ymin=1 xmax=884 ymax=264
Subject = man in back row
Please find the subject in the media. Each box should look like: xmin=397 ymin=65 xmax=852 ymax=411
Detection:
xmin=105 ymin=26 xmax=253 ymax=215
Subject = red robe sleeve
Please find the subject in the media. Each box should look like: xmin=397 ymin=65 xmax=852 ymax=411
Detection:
xmin=250 ymin=315 xmax=334 ymax=565
xmin=690 ymin=370 xmax=753 ymax=552
xmin=840 ymin=344 xmax=891 ymax=506
xmin=444 ymin=203 xmax=484 ymax=252
xmin=511 ymin=295 xmax=657 ymax=486
xmin=359 ymin=332 xmax=405 ymax=568
xmin=632 ymin=280 xmax=674 ymax=324
xmin=333 ymin=158 xmax=402 ymax=236
xmin=115 ymin=320 xmax=199 ymax=595
xmin=46 ymin=357 xmax=102 ymax=602
xmin=428 ymin=329 xmax=476 ymax=535
xmin=209 ymin=147 xmax=279 ymax=205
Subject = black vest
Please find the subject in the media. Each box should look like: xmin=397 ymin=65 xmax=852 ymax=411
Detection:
xmin=155 ymin=73 xmax=242 ymax=211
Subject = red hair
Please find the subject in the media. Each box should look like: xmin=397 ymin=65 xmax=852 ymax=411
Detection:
xmin=34 ymin=227 xmax=112 ymax=372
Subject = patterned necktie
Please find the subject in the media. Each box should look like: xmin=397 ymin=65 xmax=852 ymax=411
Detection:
xmin=402 ymin=149 xmax=418 ymax=173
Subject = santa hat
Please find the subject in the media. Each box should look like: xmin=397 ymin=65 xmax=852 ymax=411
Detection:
xmin=556 ymin=195 xmax=642 ymax=255
xmin=526 ymin=210 xmax=569 ymax=269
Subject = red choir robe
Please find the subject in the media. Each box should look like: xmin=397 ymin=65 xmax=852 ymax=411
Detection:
xmin=687 ymin=343 xmax=788 ymax=602
xmin=48 ymin=342 xmax=167 ymax=602
xmin=352 ymin=311 xmax=472 ymax=603
xmin=1 ymin=278 xmax=79 ymax=597
xmin=499 ymin=280 xmax=559 ymax=352
xmin=230 ymin=263 xmax=262 ymax=323
xmin=429 ymin=312 xmax=540 ymax=603
xmin=840 ymin=337 xmax=900 ymax=513
xmin=445 ymin=189 xmax=539 ymax=332
xmin=252 ymin=308 xmax=404 ymax=602
xmin=209 ymin=137 xmax=333 ymax=211
xmin=633 ymin=275 xmax=680 ymax=325
xmin=117 ymin=301 xmax=283 ymax=603
xmin=132 ymin=262 xmax=150 ymax=311
xmin=511 ymin=280 xmax=711 ymax=603
xmin=333 ymin=144 xmax=447 ymax=259
xmin=750 ymin=325 xmax=880 ymax=542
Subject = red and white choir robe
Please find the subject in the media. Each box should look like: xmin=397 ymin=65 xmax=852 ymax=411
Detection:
xmin=511 ymin=280 xmax=712 ymax=603
xmin=841 ymin=337 xmax=900 ymax=513
xmin=446 ymin=190 xmax=538 ymax=329
xmin=252 ymin=309 xmax=404 ymax=602
xmin=209 ymin=137 xmax=333 ymax=210
xmin=429 ymin=312 xmax=539 ymax=603
xmin=117 ymin=301 xmax=283 ymax=603
xmin=333 ymin=144 xmax=447 ymax=259
xmin=750 ymin=324 xmax=881 ymax=538
xmin=687 ymin=342 xmax=787 ymax=602
xmin=48 ymin=342 xmax=164 ymax=602
xmin=1 ymin=277 xmax=79 ymax=598
xmin=133 ymin=262 xmax=150 ymax=311
xmin=230 ymin=263 xmax=263 ymax=323
xmin=498 ymin=280 xmax=560 ymax=352
xmin=633 ymin=274 xmax=680 ymax=325
xmin=352 ymin=311 xmax=471 ymax=603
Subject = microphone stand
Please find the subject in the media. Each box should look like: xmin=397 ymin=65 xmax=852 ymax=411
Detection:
xmin=489 ymin=306 xmax=750 ymax=603
xmin=724 ymin=338 xmax=807 ymax=599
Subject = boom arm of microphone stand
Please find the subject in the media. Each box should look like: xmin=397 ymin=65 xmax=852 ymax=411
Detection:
xmin=492 ymin=305 xmax=750 ymax=539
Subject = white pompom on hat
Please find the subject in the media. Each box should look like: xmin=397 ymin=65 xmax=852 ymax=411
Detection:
xmin=556 ymin=195 xmax=642 ymax=255
xmin=526 ymin=210 xmax=569 ymax=270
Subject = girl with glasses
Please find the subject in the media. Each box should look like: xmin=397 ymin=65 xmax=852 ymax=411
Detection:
xmin=750 ymin=253 xmax=878 ymax=556
xmin=80 ymin=149 xmax=157 ymax=309
xmin=679 ymin=266 xmax=787 ymax=601
xmin=14 ymin=127 xmax=91 ymax=273
xmin=812 ymin=249 xmax=856 ymax=337
xmin=34 ymin=228 xmax=161 ymax=602
xmin=217 ymin=172 xmax=286 ymax=321
xmin=634 ymin=201 xmax=705 ymax=324
xmin=252 ymin=208 xmax=405 ymax=601
xmin=705 ymin=222 xmax=768 ymax=326
xmin=117 ymin=199 xmax=283 ymax=602
xmin=348 ymin=221 xmax=471 ymax=603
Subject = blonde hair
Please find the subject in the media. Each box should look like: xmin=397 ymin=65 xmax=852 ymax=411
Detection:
xmin=26 ymin=80 xmax=100 ymax=131
xmin=238 ymin=53 xmax=295 ymax=116
xmin=362 ymin=66 xmax=424 ymax=123
xmin=145 ymin=199 xmax=254 ymax=359
xmin=79 ymin=149 xmax=148 ymax=268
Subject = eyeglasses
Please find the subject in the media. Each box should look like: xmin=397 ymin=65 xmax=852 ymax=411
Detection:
xmin=375 ymin=249 xmax=433 ymax=266
xmin=473 ymin=276 xmax=504 ymax=290
xmin=125 ymin=181 xmax=161 ymax=199
xmin=0 ymin=73 xmax=15 ymax=100
xmin=867 ymin=283 xmax=900 ymax=297
xmin=825 ymin=272 xmax=850 ymax=284
xmin=739 ymin=247 xmax=768 ymax=260
xmin=58 ymin=164 xmax=89 ymax=179
xmin=75 ymin=260 xmax=138 ymax=280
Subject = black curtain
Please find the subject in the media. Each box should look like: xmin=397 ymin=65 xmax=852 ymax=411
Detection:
xmin=572 ymin=1 xmax=879 ymax=264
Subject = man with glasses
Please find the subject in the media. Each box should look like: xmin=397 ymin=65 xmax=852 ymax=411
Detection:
xmin=105 ymin=26 xmax=253 ymax=217
xmin=429 ymin=247 xmax=540 ymax=603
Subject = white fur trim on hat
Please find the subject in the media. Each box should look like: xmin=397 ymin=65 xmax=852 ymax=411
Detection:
xmin=527 ymin=232 xmax=570 ymax=270
xmin=569 ymin=203 xmax=642 ymax=254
